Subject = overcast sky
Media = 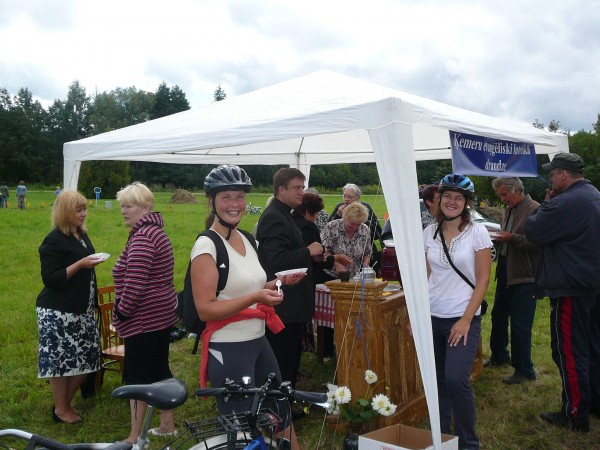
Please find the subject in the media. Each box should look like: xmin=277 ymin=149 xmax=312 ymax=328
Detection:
xmin=1 ymin=0 xmax=599 ymax=132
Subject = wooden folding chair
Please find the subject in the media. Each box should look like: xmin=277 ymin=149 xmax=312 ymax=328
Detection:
xmin=97 ymin=285 xmax=115 ymax=304
xmin=95 ymin=300 xmax=125 ymax=392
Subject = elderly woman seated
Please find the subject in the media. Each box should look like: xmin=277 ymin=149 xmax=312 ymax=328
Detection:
xmin=321 ymin=202 xmax=372 ymax=279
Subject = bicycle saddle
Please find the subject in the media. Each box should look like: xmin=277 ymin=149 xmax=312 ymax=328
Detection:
xmin=111 ymin=378 xmax=188 ymax=409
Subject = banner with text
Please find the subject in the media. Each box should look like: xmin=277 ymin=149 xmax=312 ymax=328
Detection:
xmin=450 ymin=131 xmax=538 ymax=177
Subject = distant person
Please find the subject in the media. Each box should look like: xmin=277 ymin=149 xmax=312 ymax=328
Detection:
xmin=423 ymin=174 xmax=492 ymax=450
xmin=524 ymin=153 xmax=600 ymax=433
xmin=54 ymin=185 xmax=62 ymax=196
xmin=304 ymin=187 xmax=328 ymax=232
xmin=486 ymin=177 xmax=539 ymax=386
xmin=16 ymin=180 xmax=26 ymax=209
xmin=36 ymin=190 xmax=105 ymax=423
xmin=112 ymin=182 xmax=180 ymax=442
xmin=328 ymin=184 xmax=382 ymax=271
xmin=256 ymin=168 xmax=323 ymax=396
xmin=0 ymin=181 xmax=8 ymax=208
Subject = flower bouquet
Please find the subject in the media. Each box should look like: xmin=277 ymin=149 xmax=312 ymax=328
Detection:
xmin=326 ymin=370 xmax=397 ymax=431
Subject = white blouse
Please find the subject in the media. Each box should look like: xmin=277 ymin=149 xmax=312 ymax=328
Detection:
xmin=424 ymin=221 xmax=492 ymax=318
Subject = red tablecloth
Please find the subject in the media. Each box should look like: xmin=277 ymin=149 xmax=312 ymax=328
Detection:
xmin=314 ymin=288 xmax=334 ymax=328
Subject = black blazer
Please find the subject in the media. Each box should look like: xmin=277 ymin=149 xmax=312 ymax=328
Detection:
xmin=256 ymin=198 xmax=315 ymax=323
xmin=36 ymin=227 xmax=97 ymax=314
xmin=293 ymin=213 xmax=335 ymax=285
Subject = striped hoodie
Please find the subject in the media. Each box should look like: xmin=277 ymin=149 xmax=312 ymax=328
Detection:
xmin=112 ymin=212 xmax=178 ymax=338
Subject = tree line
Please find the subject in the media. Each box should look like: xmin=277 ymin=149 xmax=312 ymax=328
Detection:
xmin=1 ymin=80 xmax=599 ymax=204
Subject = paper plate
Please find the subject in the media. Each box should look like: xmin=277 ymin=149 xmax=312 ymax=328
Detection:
xmin=275 ymin=268 xmax=308 ymax=277
xmin=91 ymin=252 xmax=110 ymax=261
xmin=383 ymin=284 xmax=401 ymax=292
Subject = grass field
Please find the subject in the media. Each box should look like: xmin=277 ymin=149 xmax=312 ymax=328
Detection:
xmin=0 ymin=190 xmax=598 ymax=449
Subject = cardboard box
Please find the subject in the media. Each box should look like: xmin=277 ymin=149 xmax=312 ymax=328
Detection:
xmin=359 ymin=424 xmax=458 ymax=450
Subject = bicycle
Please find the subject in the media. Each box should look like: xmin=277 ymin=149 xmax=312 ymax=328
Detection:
xmin=1 ymin=375 xmax=327 ymax=450
xmin=245 ymin=203 xmax=262 ymax=215
xmin=164 ymin=373 xmax=327 ymax=450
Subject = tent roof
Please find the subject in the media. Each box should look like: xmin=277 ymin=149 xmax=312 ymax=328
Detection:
xmin=64 ymin=69 xmax=567 ymax=186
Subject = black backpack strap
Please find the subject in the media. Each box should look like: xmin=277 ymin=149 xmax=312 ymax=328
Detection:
xmin=201 ymin=230 xmax=229 ymax=295
xmin=238 ymin=228 xmax=258 ymax=253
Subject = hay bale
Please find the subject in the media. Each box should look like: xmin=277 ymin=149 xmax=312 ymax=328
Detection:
xmin=170 ymin=189 xmax=198 ymax=204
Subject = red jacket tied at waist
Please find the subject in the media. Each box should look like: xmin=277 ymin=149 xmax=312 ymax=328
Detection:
xmin=199 ymin=304 xmax=284 ymax=388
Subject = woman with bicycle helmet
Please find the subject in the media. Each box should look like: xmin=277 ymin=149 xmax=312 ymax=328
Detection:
xmin=423 ymin=173 xmax=492 ymax=450
xmin=191 ymin=165 xmax=304 ymax=449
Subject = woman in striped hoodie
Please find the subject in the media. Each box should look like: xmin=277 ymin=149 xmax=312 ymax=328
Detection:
xmin=112 ymin=182 xmax=179 ymax=445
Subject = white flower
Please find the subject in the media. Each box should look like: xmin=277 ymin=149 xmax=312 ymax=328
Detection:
xmin=328 ymin=404 xmax=340 ymax=415
xmin=371 ymin=393 xmax=390 ymax=412
xmin=380 ymin=402 xmax=397 ymax=417
xmin=334 ymin=386 xmax=352 ymax=404
xmin=364 ymin=370 xmax=378 ymax=385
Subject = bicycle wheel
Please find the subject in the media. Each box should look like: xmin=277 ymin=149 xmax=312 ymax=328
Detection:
xmin=189 ymin=433 xmax=276 ymax=450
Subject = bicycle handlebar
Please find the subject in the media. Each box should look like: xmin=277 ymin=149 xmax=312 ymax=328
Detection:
xmin=194 ymin=374 xmax=328 ymax=405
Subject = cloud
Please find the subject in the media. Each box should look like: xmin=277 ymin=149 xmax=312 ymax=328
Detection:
xmin=0 ymin=0 xmax=599 ymax=132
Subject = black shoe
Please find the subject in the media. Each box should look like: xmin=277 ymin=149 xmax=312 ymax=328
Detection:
xmin=503 ymin=373 xmax=535 ymax=385
xmin=52 ymin=406 xmax=82 ymax=424
xmin=539 ymin=411 xmax=589 ymax=433
xmin=483 ymin=358 xmax=509 ymax=368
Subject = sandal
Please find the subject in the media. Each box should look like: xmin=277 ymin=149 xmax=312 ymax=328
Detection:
xmin=149 ymin=428 xmax=178 ymax=437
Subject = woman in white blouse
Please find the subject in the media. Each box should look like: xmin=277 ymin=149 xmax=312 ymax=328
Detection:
xmin=423 ymin=174 xmax=492 ymax=450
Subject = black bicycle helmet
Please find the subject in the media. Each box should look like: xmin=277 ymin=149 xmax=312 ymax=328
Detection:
xmin=438 ymin=174 xmax=475 ymax=198
xmin=204 ymin=165 xmax=252 ymax=195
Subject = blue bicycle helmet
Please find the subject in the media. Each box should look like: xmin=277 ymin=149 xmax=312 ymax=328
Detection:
xmin=204 ymin=165 xmax=252 ymax=194
xmin=438 ymin=174 xmax=475 ymax=198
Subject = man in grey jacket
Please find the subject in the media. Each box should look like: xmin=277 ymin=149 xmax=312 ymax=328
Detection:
xmin=525 ymin=153 xmax=600 ymax=433
xmin=486 ymin=177 xmax=539 ymax=385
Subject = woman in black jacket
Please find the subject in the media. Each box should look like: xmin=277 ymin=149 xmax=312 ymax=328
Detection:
xmin=36 ymin=190 xmax=107 ymax=423
xmin=293 ymin=193 xmax=351 ymax=359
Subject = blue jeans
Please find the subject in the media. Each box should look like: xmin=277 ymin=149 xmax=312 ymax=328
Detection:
xmin=489 ymin=258 xmax=536 ymax=378
xmin=432 ymin=315 xmax=481 ymax=450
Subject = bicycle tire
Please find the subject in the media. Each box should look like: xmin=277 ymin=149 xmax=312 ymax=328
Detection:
xmin=188 ymin=433 xmax=276 ymax=450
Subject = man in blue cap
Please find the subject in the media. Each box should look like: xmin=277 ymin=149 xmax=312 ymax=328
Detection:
xmin=525 ymin=152 xmax=600 ymax=433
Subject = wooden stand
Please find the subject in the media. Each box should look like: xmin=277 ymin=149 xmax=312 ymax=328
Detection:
xmin=326 ymin=279 xmax=483 ymax=429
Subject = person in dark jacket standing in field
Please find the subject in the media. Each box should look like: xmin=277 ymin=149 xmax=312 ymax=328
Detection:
xmin=36 ymin=190 xmax=105 ymax=423
xmin=524 ymin=153 xmax=600 ymax=433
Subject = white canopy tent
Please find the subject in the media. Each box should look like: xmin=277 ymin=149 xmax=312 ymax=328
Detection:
xmin=63 ymin=70 xmax=568 ymax=449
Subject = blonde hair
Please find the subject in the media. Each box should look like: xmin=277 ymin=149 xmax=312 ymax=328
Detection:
xmin=342 ymin=202 xmax=368 ymax=223
xmin=51 ymin=190 xmax=88 ymax=235
xmin=116 ymin=182 xmax=154 ymax=210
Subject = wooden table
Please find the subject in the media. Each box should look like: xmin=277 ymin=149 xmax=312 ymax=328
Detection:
xmin=325 ymin=279 xmax=483 ymax=429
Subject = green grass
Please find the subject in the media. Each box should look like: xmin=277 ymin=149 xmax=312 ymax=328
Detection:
xmin=1 ymin=191 xmax=598 ymax=449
